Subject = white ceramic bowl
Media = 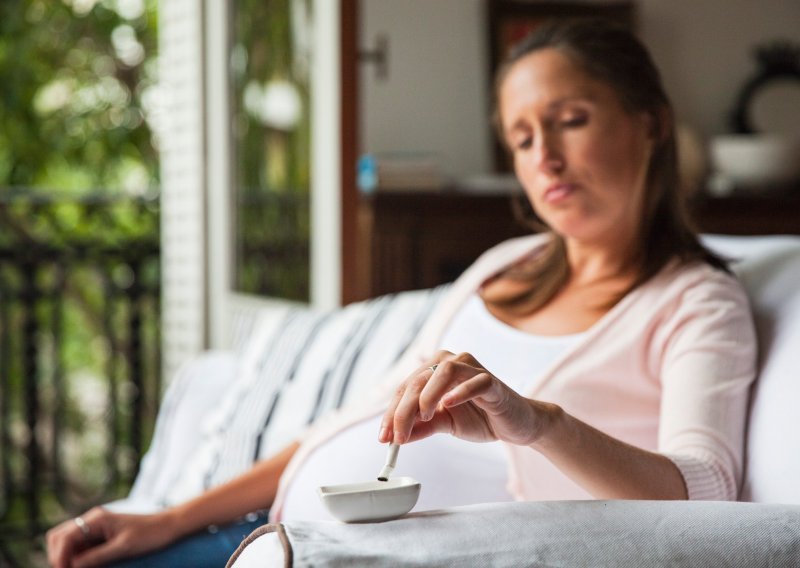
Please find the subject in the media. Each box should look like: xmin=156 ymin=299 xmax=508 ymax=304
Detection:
xmin=710 ymin=135 xmax=800 ymax=188
xmin=318 ymin=477 xmax=421 ymax=523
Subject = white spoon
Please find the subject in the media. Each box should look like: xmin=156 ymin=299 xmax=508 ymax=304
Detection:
xmin=377 ymin=442 xmax=400 ymax=481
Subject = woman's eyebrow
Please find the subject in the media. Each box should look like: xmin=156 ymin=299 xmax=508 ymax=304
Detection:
xmin=504 ymin=120 xmax=530 ymax=141
xmin=547 ymin=94 xmax=596 ymax=109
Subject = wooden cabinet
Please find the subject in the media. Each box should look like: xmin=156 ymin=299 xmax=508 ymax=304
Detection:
xmin=691 ymin=191 xmax=800 ymax=236
xmin=353 ymin=189 xmax=800 ymax=300
xmin=355 ymin=191 xmax=528 ymax=299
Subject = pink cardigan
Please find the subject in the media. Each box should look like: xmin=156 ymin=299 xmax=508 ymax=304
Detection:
xmin=270 ymin=234 xmax=757 ymax=520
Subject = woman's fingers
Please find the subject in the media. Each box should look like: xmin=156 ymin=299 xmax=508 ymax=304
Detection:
xmin=45 ymin=508 xmax=173 ymax=568
xmin=46 ymin=507 xmax=108 ymax=568
xmin=73 ymin=539 xmax=129 ymax=568
xmin=73 ymin=511 xmax=163 ymax=568
xmin=391 ymin=369 xmax=431 ymax=444
xmin=383 ymin=353 xmax=499 ymax=444
xmin=417 ymin=359 xmax=480 ymax=419
xmin=380 ymin=352 xmax=455 ymax=443
xmin=46 ymin=523 xmax=76 ymax=568
xmin=439 ymin=371 xmax=496 ymax=409
xmin=379 ymin=350 xmax=540 ymax=446
xmin=380 ymin=376 xmax=412 ymax=443
xmin=404 ymin=411 xmax=453 ymax=443
xmin=416 ymin=362 xmax=447 ymax=421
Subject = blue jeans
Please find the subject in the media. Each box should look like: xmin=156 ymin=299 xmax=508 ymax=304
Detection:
xmin=106 ymin=512 xmax=268 ymax=568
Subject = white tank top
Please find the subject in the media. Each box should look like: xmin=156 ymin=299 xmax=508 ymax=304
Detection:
xmin=281 ymin=294 xmax=585 ymax=521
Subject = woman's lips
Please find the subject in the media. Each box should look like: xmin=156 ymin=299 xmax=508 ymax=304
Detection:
xmin=543 ymin=183 xmax=576 ymax=204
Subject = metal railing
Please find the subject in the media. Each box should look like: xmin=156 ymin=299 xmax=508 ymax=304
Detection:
xmin=0 ymin=191 xmax=160 ymax=565
xmin=235 ymin=191 xmax=310 ymax=301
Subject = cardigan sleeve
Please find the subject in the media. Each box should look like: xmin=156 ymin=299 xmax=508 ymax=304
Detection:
xmin=654 ymin=268 xmax=757 ymax=500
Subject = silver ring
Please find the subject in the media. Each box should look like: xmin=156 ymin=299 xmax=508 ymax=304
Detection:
xmin=428 ymin=364 xmax=438 ymax=373
xmin=73 ymin=516 xmax=91 ymax=539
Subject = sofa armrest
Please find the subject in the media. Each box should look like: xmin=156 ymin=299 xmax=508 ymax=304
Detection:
xmin=228 ymin=500 xmax=800 ymax=567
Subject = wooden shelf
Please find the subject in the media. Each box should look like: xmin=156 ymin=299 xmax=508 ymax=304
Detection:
xmin=355 ymin=191 xmax=528 ymax=299
xmin=691 ymin=190 xmax=800 ymax=236
xmin=352 ymin=188 xmax=800 ymax=300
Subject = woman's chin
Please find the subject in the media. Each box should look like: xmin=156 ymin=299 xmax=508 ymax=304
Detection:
xmin=544 ymin=216 xmax=594 ymax=240
xmin=549 ymin=221 xmax=615 ymax=245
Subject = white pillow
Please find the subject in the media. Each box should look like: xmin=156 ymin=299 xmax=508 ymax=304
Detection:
xmin=105 ymin=350 xmax=239 ymax=514
xmin=703 ymin=235 xmax=800 ymax=503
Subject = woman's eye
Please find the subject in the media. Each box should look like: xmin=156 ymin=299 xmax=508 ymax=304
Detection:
xmin=515 ymin=136 xmax=533 ymax=150
xmin=561 ymin=116 xmax=587 ymax=128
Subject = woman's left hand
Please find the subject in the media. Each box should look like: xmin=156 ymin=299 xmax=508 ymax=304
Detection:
xmin=379 ymin=350 xmax=555 ymax=446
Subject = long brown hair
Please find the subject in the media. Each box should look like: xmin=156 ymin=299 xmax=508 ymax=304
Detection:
xmin=486 ymin=19 xmax=727 ymax=313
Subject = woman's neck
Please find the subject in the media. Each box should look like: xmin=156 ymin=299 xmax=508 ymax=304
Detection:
xmin=563 ymin=233 xmax=641 ymax=286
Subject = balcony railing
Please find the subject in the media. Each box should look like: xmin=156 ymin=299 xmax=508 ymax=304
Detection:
xmin=235 ymin=191 xmax=310 ymax=301
xmin=0 ymin=191 xmax=160 ymax=566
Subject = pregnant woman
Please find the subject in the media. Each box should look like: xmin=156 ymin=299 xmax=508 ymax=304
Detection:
xmin=47 ymin=18 xmax=756 ymax=568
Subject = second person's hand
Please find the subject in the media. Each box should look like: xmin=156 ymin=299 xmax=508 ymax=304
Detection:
xmin=46 ymin=507 xmax=178 ymax=568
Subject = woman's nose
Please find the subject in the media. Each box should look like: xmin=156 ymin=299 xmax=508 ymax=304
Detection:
xmin=535 ymin=135 xmax=565 ymax=174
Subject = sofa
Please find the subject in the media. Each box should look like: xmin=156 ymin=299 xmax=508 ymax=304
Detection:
xmin=108 ymin=235 xmax=800 ymax=566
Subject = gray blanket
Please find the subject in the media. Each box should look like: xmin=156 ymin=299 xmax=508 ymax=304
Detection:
xmin=227 ymin=500 xmax=800 ymax=567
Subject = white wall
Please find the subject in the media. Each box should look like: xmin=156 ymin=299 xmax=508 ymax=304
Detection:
xmin=360 ymin=0 xmax=492 ymax=179
xmin=640 ymin=0 xmax=800 ymax=137
xmin=360 ymin=0 xmax=800 ymax=178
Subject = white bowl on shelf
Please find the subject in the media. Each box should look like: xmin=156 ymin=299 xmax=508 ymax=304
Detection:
xmin=710 ymin=135 xmax=800 ymax=189
xmin=318 ymin=477 xmax=421 ymax=523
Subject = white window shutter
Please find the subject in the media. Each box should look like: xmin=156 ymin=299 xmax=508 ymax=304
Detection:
xmin=310 ymin=0 xmax=342 ymax=310
xmin=159 ymin=0 xmax=207 ymax=380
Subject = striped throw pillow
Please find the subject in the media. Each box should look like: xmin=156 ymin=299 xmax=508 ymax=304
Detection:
xmin=154 ymin=286 xmax=448 ymax=507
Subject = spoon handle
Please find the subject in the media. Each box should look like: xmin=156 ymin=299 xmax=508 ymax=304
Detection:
xmin=377 ymin=443 xmax=400 ymax=481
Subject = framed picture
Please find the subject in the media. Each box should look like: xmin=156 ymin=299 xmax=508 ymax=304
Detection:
xmin=488 ymin=1 xmax=636 ymax=171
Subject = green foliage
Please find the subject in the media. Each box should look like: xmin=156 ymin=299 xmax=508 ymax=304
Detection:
xmin=0 ymin=0 xmax=159 ymax=195
xmin=0 ymin=4 xmax=160 ymax=561
xmin=232 ymin=0 xmax=312 ymax=299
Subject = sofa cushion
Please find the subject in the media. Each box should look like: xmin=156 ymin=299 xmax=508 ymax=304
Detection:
xmin=105 ymin=350 xmax=240 ymax=513
xmin=703 ymin=235 xmax=800 ymax=503
xmin=156 ymin=286 xmax=449 ymax=507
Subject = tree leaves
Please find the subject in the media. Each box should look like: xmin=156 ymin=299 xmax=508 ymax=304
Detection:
xmin=0 ymin=0 xmax=158 ymax=197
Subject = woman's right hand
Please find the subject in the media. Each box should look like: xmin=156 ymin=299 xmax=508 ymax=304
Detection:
xmin=46 ymin=506 xmax=177 ymax=568
xmin=379 ymin=350 xmax=554 ymax=447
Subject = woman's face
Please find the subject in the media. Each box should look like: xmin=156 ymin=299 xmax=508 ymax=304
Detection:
xmin=499 ymin=48 xmax=656 ymax=245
